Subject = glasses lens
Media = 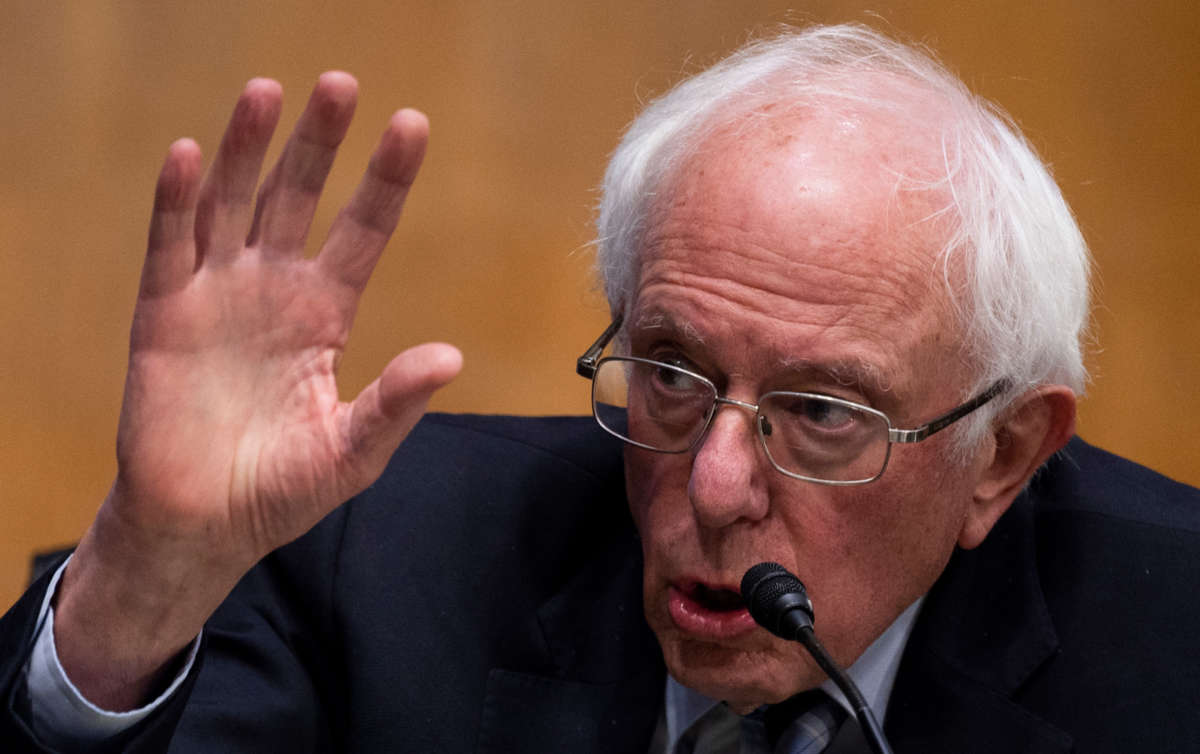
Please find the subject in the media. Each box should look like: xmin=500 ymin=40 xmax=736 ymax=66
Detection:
xmin=758 ymin=392 xmax=891 ymax=483
xmin=592 ymin=358 xmax=715 ymax=452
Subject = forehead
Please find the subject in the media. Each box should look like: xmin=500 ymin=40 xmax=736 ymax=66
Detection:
xmin=630 ymin=100 xmax=965 ymax=397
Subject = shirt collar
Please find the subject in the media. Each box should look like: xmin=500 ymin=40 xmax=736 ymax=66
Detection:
xmin=662 ymin=596 xmax=924 ymax=752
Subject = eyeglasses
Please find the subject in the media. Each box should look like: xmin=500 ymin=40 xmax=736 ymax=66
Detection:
xmin=576 ymin=315 xmax=1009 ymax=485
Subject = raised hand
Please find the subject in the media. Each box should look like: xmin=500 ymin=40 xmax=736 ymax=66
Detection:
xmin=53 ymin=73 xmax=461 ymax=709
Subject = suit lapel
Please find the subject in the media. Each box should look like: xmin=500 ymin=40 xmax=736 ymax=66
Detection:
xmin=475 ymin=526 xmax=665 ymax=754
xmin=884 ymin=495 xmax=1073 ymax=753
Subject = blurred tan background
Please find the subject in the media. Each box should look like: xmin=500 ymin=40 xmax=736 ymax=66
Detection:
xmin=2 ymin=0 xmax=1197 ymax=610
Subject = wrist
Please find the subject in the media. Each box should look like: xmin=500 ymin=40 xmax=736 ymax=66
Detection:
xmin=51 ymin=489 xmax=248 ymax=710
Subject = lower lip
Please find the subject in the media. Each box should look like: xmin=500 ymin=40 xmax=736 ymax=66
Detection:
xmin=667 ymin=585 xmax=758 ymax=640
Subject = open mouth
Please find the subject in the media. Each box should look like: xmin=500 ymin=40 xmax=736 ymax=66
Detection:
xmin=669 ymin=581 xmax=757 ymax=639
xmin=690 ymin=583 xmax=745 ymax=612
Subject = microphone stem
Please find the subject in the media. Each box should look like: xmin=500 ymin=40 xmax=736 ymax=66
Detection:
xmin=796 ymin=626 xmax=895 ymax=754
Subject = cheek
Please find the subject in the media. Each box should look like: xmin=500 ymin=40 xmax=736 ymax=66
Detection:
xmin=857 ymin=452 xmax=975 ymax=589
xmin=781 ymin=457 xmax=974 ymax=662
xmin=624 ymin=448 xmax=691 ymax=545
xmin=623 ymin=450 xmax=691 ymax=638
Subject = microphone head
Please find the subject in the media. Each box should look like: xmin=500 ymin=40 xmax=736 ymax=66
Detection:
xmin=740 ymin=562 xmax=815 ymax=640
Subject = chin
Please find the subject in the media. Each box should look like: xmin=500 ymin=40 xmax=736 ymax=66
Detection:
xmin=658 ymin=631 xmax=823 ymax=709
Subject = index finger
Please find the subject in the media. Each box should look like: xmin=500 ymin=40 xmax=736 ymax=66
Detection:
xmin=316 ymin=108 xmax=429 ymax=293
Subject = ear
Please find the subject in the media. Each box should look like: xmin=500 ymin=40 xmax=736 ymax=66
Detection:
xmin=957 ymin=385 xmax=1077 ymax=549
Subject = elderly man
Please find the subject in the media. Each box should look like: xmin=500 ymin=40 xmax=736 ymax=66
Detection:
xmin=2 ymin=23 xmax=1197 ymax=753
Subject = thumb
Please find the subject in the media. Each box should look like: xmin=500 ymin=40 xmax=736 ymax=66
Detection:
xmin=343 ymin=342 xmax=462 ymax=484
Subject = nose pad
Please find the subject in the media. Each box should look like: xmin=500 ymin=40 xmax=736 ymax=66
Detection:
xmin=758 ymin=414 xmax=773 ymax=437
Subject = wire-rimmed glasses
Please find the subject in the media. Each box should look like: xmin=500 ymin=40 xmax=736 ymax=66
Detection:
xmin=577 ymin=316 xmax=1009 ymax=485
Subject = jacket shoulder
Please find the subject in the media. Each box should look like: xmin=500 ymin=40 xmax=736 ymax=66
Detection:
xmin=1030 ymin=436 xmax=1200 ymax=532
xmin=410 ymin=413 xmax=624 ymax=481
xmin=1023 ymin=438 xmax=1200 ymax=750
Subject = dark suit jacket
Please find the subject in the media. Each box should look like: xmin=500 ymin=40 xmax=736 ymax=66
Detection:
xmin=2 ymin=414 xmax=1198 ymax=752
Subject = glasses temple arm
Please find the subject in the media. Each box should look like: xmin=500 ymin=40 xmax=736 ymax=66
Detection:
xmin=575 ymin=315 xmax=624 ymax=378
xmin=889 ymin=379 xmax=1011 ymax=443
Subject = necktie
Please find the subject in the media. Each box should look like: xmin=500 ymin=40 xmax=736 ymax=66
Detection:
xmin=674 ymin=703 xmax=741 ymax=754
xmin=762 ymin=690 xmax=847 ymax=753
xmin=675 ymin=690 xmax=846 ymax=754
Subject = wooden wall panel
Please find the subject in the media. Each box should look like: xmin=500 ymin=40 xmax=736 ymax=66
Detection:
xmin=2 ymin=1 xmax=1197 ymax=608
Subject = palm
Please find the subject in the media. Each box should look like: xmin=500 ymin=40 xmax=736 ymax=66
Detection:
xmin=112 ymin=74 xmax=460 ymax=565
xmin=121 ymin=261 xmax=342 ymax=548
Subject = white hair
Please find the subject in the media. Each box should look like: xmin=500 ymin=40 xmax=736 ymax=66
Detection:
xmin=594 ymin=23 xmax=1091 ymax=450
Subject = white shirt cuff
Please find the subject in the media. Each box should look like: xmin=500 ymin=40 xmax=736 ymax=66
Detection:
xmin=24 ymin=556 xmax=202 ymax=748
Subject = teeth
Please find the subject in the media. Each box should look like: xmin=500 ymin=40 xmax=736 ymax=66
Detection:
xmin=694 ymin=584 xmax=744 ymax=611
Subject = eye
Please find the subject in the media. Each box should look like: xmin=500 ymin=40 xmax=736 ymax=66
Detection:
xmin=644 ymin=349 xmax=707 ymax=391
xmin=781 ymin=395 xmax=858 ymax=430
xmin=650 ymin=359 xmax=704 ymax=393
xmin=807 ymin=399 xmax=854 ymax=427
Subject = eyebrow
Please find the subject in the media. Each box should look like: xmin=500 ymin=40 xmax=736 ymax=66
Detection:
xmin=629 ymin=311 xmax=706 ymax=346
xmin=628 ymin=310 xmax=892 ymax=395
xmin=776 ymin=356 xmax=892 ymax=395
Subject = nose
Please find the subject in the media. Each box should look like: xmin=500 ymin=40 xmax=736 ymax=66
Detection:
xmin=687 ymin=402 xmax=770 ymax=528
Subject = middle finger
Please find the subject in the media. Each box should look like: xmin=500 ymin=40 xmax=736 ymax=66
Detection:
xmin=193 ymin=78 xmax=283 ymax=266
xmin=246 ymin=71 xmax=359 ymax=258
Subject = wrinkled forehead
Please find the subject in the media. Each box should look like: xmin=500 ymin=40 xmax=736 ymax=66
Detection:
xmin=622 ymin=83 xmax=972 ymax=390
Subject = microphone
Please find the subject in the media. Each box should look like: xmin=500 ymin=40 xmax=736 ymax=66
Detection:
xmin=741 ymin=562 xmax=815 ymax=638
xmin=740 ymin=562 xmax=895 ymax=754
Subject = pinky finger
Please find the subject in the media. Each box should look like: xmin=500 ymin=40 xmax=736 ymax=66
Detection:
xmin=142 ymin=139 xmax=204 ymax=297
